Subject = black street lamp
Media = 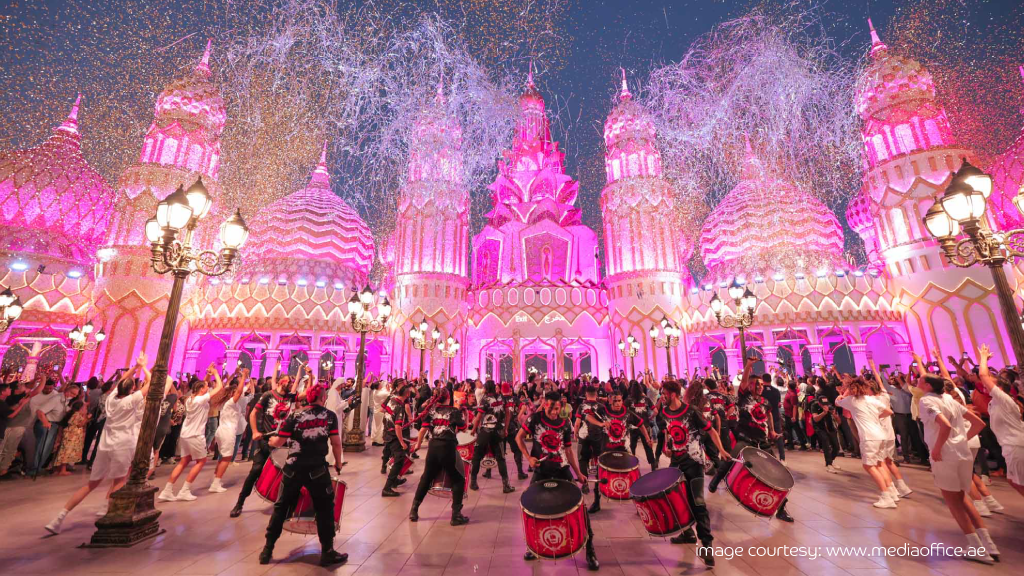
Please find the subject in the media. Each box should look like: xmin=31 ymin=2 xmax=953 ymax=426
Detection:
xmin=345 ymin=286 xmax=390 ymax=452
xmin=711 ymin=278 xmax=757 ymax=362
xmin=617 ymin=334 xmax=640 ymax=379
xmin=649 ymin=318 xmax=681 ymax=377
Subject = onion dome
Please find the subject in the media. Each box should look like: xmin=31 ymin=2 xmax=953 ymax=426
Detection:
xmin=845 ymin=190 xmax=876 ymax=239
xmin=699 ymin=138 xmax=845 ymax=281
xmin=243 ymin=144 xmax=374 ymax=286
xmin=986 ymin=66 xmax=1024 ymax=231
xmin=603 ymin=69 xmax=662 ymax=184
xmin=154 ymin=39 xmax=226 ymax=138
xmin=0 ymin=95 xmax=116 ymax=264
xmin=854 ymin=20 xmax=954 ymax=170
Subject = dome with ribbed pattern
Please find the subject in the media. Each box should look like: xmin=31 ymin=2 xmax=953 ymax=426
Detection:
xmin=243 ymin=146 xmax=374 ymax=286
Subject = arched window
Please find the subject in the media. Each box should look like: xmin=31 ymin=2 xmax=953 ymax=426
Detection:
xmin=159 ymin=138 xmax=179 ymax=166
xmin=895 ymin=124 xmax=915 ymax=154
xmin=871 ymin=135 xmax=887 ymax=163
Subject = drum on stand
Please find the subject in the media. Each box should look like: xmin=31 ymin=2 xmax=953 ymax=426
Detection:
xmin=520 ymin=480 xmax=588 ymax=560
xmin=386 ymin=455 xmax=414 ymax=477
xmin=597 ymin=451 xmax=641 ymax=500
xmin=429 ymin=457 xmax=471 ymax=499
xmin=726 ymin=447 xmax=794 ymax=517
xmin=629 ymin=468 xmax=693 ymax=536
xmin=283 ymin=478 xmax=347 ymax=535
xmin=456 ymin=433 xmax=476 ymax=463
xmin=255 ymin=448 xmax=289 ymax=503
xmin=480 ymin=446 xmax=498 ymax=470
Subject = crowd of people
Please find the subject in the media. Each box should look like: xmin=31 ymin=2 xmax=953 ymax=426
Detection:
xmin=1 ymin=343 xmax=1021 ymax=568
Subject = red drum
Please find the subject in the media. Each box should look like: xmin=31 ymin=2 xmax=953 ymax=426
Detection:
xmin=629 ymin=468 xmax=693 ymax=536
xmin=598 ymin=451 xmax=641 ymax=500
xmin=386 ymin=455 xmax=414 ymax=477
xmin=726 ymin=447 xmax=794 ymax=517
xmin=255 ymin=448 xmax=288 ymax=503
xmin=283 ymin=478 xmax=347 ymax=534
xmin=520 ymin=480 xmax=588 ymax=560
xmin=480 ymin=446 xmax=498 ymax=470
xmin=429 ymin=459 xmax=471 ymax=499
xmin=456 ymin=432 xmax=475 ymax=463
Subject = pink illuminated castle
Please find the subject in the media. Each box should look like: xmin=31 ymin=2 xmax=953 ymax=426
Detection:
xmin=2 ymin=20 xmax=1024 ymax=384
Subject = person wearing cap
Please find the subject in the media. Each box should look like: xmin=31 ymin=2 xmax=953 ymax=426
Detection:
xmin=259 ymin=385 xmax=347 ymax=567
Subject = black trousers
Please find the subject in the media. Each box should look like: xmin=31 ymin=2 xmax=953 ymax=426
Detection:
xmin=785 ymin=416 xmax=808 ymax=447
xmin=629 ymin=428 xmax=656 ymax=467
xmin=413 ymin=439 xmax=465 ymax=512
xmin=815 ymin=426 xmax=839 ymax=467
xmin=384 ymin=438 xmax=408 ymax=489
xmin=237 ymin=439 xmax=271 ymax=506
xmin=531 ymin=462 xmax=595 ymax=556
xmin=471 ymin=429 xmax=509 ymax=481
xmin=837 ymin=414 xmax=859 ymax=456
xmin=503 ymin=425 xmax=524 ymax=470
xmin=710 ymin=438 xmax=790 ymax=517
xmin=578 ymin=436 xmax=604 ymax=505
xmin=82 ymin=419 xmax=103 ymax=464
xmin=265 ymin=465 xmax=336 ymax=550
xmin=672 ymin=456 xmax=713 ymax=545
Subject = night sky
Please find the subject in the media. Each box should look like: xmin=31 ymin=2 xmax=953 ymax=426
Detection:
xmin=2 ymin=0 xmax=1023 ymax=277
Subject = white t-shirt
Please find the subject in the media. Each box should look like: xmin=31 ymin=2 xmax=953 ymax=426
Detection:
xmin=30 ymin=391 xmax=67 ymax=423
xmin=217 ymin=394 xmax=249 ymax=435
xmin=836 ymin=395 xmax=887 ymax=441
xmin=988 ymin=387 xmax=1024 ymax=449
xmin=99 ymin=391 xmax=145 ymax=451
xmin=869 ymin=393 xmax=896 ymax=440
xmin=181 ymin=392 xmax=211 ymax=438
xmin=919 ymin=392 xmax=972 ymax=462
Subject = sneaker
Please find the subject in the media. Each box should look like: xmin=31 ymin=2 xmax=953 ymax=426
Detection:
xmin=974 ymin=499 xmax=992 ymax=517
xmin=229 ymin=504 xmax=243 ymax=518
xmin=873 ymin=495 xmax=897 ymax=509
xmin=502 ymin=482 xmax=516 ymax=494
xmin=965 ymin=549 xmax=995 ymax=565
xmin=670 ymin=530 xmax=697 ymax=544
xmin=381 ymin=487 xmax=400 ymax=498
xmin=176 ymin=488 xmax=197 ymax=502
xmin=697 ymin=545 xmax=715 ymax=567
xmin=44 ymin=517 xmax=63 ymax=535
xmin=586 ymin=548 xmax=600 ymax=571
xmin=831 ymin=463 xmax=842 ymax=471
xmin=95 ymin=506 xmax=108 ymax=517
xmin=896 ymin=482 xmax=913 ymax=498
xmin=825 ymin=465 xmax=838 ymax=474
xmin=981 ymin=474 xmax=991 ymax=485
xmin=208 ymin=481 xmax=227 ymax=494
xmin=984 ymin=495 xmax=1004 ymax=513
xmin=157 ymin=487 xmax=177 ymax=502
xmin=887 ymin=486 xmax=900 ymax=502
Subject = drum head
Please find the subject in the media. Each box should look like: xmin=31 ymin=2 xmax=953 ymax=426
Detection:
xmin=456 ymin=432 xmax=475 ymax=445
xmin=521 ymin=480 xmax=582 ymax=517
xmin=629 ymin=468 xmax=683 ymax=500
xmin=598 ymin=451 xmax=639 ymax=472
xmin=740 ymin=447 xmax=794 ymax=490
xmin=270 ymin=447 xmax=288 ymax=468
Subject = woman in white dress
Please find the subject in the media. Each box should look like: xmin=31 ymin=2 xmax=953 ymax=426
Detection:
xmin=158 ymin=365 xmax=223 ymax=502
xmin=836 ymin=375 xmax=899 ymax=509
xmin=44 ymin=353 xmax=152 ymax=534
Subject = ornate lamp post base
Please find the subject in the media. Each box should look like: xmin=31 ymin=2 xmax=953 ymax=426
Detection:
xmin=84 ymin=485 xmax=164 ymax=547
xmin=343 ymin=430 xmax=367 ymax=452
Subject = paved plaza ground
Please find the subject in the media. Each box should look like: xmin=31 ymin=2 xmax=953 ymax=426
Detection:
xmin=2 ymin=447 xmax=1022 ymax=576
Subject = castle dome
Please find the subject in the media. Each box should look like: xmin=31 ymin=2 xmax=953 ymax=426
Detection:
xmin=243 ymin=144 xmax=374 ymax=287
xmin=699 ymin=141 xmax=846 ymax=281
xmin=0 ymin=95 xmax=116 ymax=264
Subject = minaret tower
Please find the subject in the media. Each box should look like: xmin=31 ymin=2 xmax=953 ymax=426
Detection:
xmin=848 ymin=20 xmax=1017 ymax=363
xmin=92 ymin=40 xmax=227 ymax=376
xmin=600 ymin=70 xmax=698 ymax=377
xmin=385 ymin=82 xmax=470 ymax=379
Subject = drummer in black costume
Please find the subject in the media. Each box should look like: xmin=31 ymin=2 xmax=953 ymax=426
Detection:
xmin=408 ymin=388 xmax=470 ymax=526
xmin=381 ymin=382 xmax=415 ymax=497
xmin=501 ymin=382 xmax=529 ymax=479
xmin=708 ymin=358 xmax=795 ymax=523
xmin=516 ymin=391 xmax=600 ymax=571
xmin=574 ymin=385 xmax=607 ymax=506
xmin=588 ymin=391 xmax=641 ymax=513
xmin=658 ymin=379 xmax=725 ymax=566
xmin=626 ymin=381 xmax=657 ymax=470
xmin=259 ymin=385 xmax=347 ymax=567
xmin=470 ymin=381 xmax=516 ymax=493
xmin=230 ymin=363 xmax=295 ymax=518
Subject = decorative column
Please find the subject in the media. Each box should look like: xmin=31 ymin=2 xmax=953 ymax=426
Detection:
xmin=344 ymin=352 xmax=358 ymax=379
xmin=849 ymin=343 xmax=870 ymax=372
xmin=262 ymin=349 xmax=282 ymax=378
xmin=23 ymin=342 xmax=43 ymax=381
xmin=724 ymin=348 xmax=742 ymax=376
xmin=306 ymin=349 xmax=324 ymax=381
xmin=805 ymin=344 xmax=826 ymax=369
xmin=224 ymin=349 xmax=242 ymax=373
xmin=895 ymin=343 xmax=913 ymax=371
xmin=181 ymin=350 xmax=200 ymax=377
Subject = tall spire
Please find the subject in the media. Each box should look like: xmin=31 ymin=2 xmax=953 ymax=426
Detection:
xmin=619 ymin=68 xmax=632 ymax=101
xmin=867 ymin=18 xmax=887 ymax=56
xmin=195 ymin=38 xmax=213 ymax=76
xmin=56 ymin=93 xmax=82 ymax=136
xmin=528 ymin=60 xmax=535 ymax=87
xmin=309 ymin=140 xmax=331 ymax=188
